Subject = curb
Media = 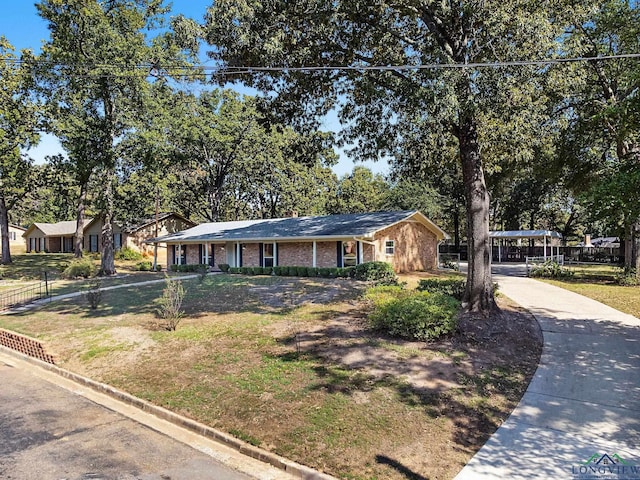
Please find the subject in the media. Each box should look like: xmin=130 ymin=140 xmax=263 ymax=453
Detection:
xmin=0 ymin=345 xmax=335 ymax=480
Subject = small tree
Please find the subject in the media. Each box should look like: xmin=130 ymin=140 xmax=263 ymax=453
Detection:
xmin=158 ymin=275 xmax=185 ymax=331
xmin=86 ymin=280 xmax=102 ymax=310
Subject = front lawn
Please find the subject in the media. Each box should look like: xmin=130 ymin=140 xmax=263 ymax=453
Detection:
xmin=541 ymin=264 xmax=640 ymax=318
xmin=1 ymin=274 xmax=541 ymax=479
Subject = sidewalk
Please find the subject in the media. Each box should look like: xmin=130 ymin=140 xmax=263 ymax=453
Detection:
xmin=455 ymin=269 xmax=640 ymax=479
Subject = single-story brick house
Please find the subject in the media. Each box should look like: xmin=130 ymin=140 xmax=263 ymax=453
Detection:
xmin=8 ymin=224 xmax=27 ymax=248
xmin=23 ymin=213 xmax=194 ymax=256
xmin=150 ymin=211 xmax=448 ymax=273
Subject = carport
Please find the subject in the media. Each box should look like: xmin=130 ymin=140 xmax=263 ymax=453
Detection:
xmin=490 ymin=230 xmax=563 ymax=263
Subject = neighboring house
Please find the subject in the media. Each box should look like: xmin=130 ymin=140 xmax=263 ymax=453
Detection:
xmin=23 ymin=213 xmax=194 ymax=258
xmin=83 ymin=212 xmax=195 ymax=258
xmin=8 ymin=225 xmax=27 ymax=248
xmin=122 ymin=212 xmax=196 ymax=255
xmin=23 ymin=219 xmax=92 ymax=253
xmin=150 ymin=211 xmax=448 ymax=273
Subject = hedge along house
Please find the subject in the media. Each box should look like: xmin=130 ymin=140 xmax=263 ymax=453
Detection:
xmin=149 ymin=211 xmax=448 ymax=273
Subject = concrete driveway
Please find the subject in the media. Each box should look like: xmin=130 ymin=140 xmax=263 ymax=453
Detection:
xmin=455 ymin=264 xmax=640 ymax=479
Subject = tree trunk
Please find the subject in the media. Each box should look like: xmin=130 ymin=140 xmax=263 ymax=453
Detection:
xmin=458 ymin=114 xmax=495 ymax=314
xmin=0 ymin=194 xmax=12 ymax=265
xmin=453 ymin=207 xmax=460 ymax=252
xmin=633 ymin=219 xmax=640 ymax=278
xmin=74 ymin=183 xmax=88 ymax=258
xmin=99 ymin=170 xmax=116 ymax=276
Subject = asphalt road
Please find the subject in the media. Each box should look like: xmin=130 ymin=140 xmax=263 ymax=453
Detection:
xmin=0 ymin=360 xmax=253 ymax=480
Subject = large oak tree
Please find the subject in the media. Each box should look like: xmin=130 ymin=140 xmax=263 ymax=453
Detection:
xmin=203 ymin=1 xmax=568 ymax=313
xmin=36 ymin=0 xmax=197 ymax=275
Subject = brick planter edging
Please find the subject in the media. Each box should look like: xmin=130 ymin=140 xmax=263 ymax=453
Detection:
xmin=0 ymin=329 xmax=56 ymax=364
xmin=0 ymin=345 xmax=335 ymax=480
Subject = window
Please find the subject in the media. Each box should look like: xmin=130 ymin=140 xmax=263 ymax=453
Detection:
xmin=342 ymin=241 xmax=357 ymax=267
xmin=173 ymin=245 xmax=186 ymax=265
xmin=201 ymin=244 xmax=214 ymax=266
xmin=385 ymin=240 xmax=395 ymax=255
xmin=113 ymin=233 xmax=122 ymax=250
xmin=89 ymin=235 xmax=99 ymax=252
xmin=9 ymin=231 xmax=16 ymax=241
xmin=262 ymin=243 xmax=275 ymax=267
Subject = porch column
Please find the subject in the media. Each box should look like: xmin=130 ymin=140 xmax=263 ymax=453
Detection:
xmin=60 ymin=236 xmax=64 ymax=253
xmin=543 ymin=236 xmax=547 ymax=261
xmin=498 ymin=240 xmax=502 ymax=263
xmin=204 ymin=242 xmax=209 ymax=265
xmin=358 ymin=241 xmax=363 ymax=265
xmin=312 ymin=241 xmax=317 ymax=268
xmin=178 ymin=243 xmax=182 ymax=265
xmin=236 ymin=242 xmax=240 ymax=267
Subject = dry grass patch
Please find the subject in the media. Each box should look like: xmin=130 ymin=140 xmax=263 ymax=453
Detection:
xmin=1 ymin=274 xmax=541 ymax=479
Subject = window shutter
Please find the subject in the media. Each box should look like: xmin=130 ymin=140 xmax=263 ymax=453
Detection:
xmin=171 ymin=245 xmax=175 ymax=265
xmin=210 ymin=245 xmax=215 ymax=266
xmin=239 ymin=244 xmax=243 ymax=267
xmin=336 ymin=241 xmax=343 ymax=267
xmin=259 ymin=243 xmax=264 ymax=267
xmin=199 ymin=244 xmax=203 ymax=264
xmin=356 ymin=241 xmax=361 ymax=264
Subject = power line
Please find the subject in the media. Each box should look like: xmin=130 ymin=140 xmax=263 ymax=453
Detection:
xmin=2 ymin=52 xmax=640 ymax=78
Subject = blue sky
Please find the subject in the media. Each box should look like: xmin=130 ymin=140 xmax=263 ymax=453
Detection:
xmin=2 ymin=1 xmax=388 ymax=177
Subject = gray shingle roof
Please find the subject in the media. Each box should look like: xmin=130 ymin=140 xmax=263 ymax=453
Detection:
xmin=151 ymin=211 xmax=446 ymax=243
xmin=27 ymin=219 xmax=93 ymax=237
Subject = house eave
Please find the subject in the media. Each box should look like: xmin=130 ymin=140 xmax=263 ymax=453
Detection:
xmin=149 ymin=234 xmax=377 ymax=244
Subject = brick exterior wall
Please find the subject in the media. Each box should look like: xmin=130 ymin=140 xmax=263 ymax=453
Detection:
xmin=315 ymin=241 xmax=337 ymax=268
xmin=186 ymin=244 xmax=200 ymax=265
xmin=373 ymin=221 xmax=438 ymax=273
xmin=0 ymin=329 xmax=56 ymax=364
xmin=214 ymin=245 xmax=226 ymax=268
xmin=277 ymin=242 xmax=314 ymax=266
xmin=241 ymin=243 xmax=260 ymax=267
xmin=48 ymin=237 xmax=61 ymax=253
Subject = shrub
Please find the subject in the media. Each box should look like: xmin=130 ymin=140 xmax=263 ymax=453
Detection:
xmin=252 ymin=267 xmax=264 ymax=275
xmin=335 ymin=267 xmax=354 ymax=278
xmin=363 ymin=285 xmax=409 ymax=309
xmin=218 ymin=263 xmax=230 ymax=273
xmin=86 ymin=280 xmax=102 ymax=310
xmin=135 ymin=261 xmax=153 ymax=271
xmin=529 ymin=261 xmax=574 ymax=279
xmin=318 ymin=267 xmax=330 ymax=277
xmin=328 ymin=268 xmax=339 ymax=277
xmin=229 ymin=267 xmax=239 ymax=274
xmin=169 ymin=264 xmax=209 ymax=273
xmin=272 ymin=266 xmax=283 ymax=276
xmin=352 ymin=261 xmax=398 ymax=285
xmin=615 ymin=268 xmax=640 ymax=286
xmin=197 ymin=264 xmax=208 ymax=283
xmin=369 ymin=291 xmax=460 ymax=341
xmin=417 ymin=278 xmax=466 ymax=300
xmin=157 ymin=276 xmax=185 ymax=331
xmin=295 ymin=266 xmax=307 ymax=276
xmin=155 ymin=264 xmax=162 ymax=272
xmin=62 ymin=257 xmax=96 ymax=279
xmin=115 ymin=246 xmax=143 ymax=261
